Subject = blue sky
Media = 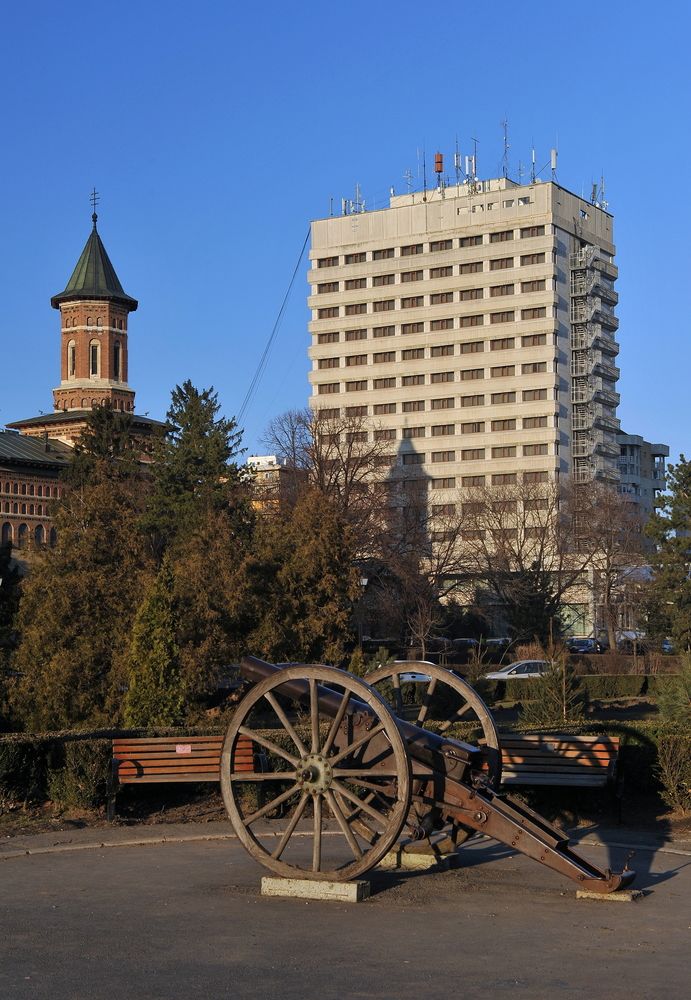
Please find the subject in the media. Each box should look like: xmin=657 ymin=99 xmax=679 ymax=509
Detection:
xmin=1 ymin=0 xmax=689 ymax=462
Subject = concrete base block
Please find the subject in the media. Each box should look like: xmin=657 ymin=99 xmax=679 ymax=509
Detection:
xmin=379 ymin=848 xmax=461 ymax=871
xmin=261 ymin=876 xmax=370 ymax=902
xmin=576 ymin=888 xmax=644 ymax=903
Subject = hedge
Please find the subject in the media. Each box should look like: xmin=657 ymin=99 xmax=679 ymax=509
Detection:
xmin=491 ymin=673 xmax=674 ymax=704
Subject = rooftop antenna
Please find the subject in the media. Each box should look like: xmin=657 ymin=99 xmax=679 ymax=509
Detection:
xmin=518 ymin=160 xmax=525 ymax=185
xmin=600 ymin=173 xmax=608 ymax=210
xmin=472 ymin=136 xmax=479 ymax=189
xmin=422 ymin=149 xmax=428 ymax=202
xmin=90 ymin=186 xmax=100 ymax=226
xmin=454 ymin=137 xmax=462 ymax=191
xmin=530 ymin=145 xmax=536 ymax=184
xmin=501 ymin=117 xmax=510 ymax=178
xmin=434 ymin=151 xmax=444 ymax=195
xmin=404 ymin=168 xmax=413 ymax=194
xmin=550 ymin=147 xmax=558 ymax=182
xmin=329 ymin=196 xmax=334 ymax=217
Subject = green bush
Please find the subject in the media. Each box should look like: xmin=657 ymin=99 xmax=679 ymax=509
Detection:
xmin=46 ymin=739 xmax=111 ymax=809
xmin=0 ymin=737 xmax=48 ymax=804
xmin=655 ymin=726 xmax=691 ymax=813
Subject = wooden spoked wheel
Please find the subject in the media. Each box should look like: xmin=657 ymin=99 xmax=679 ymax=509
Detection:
xmin=366 ymin=662 xmax=501 ymax=848
xmin=221 ymin=665 xmax=411 ymax=881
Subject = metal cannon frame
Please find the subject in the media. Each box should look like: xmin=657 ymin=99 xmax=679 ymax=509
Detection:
xmin=220 ymin=656 xmax=635 ymax=893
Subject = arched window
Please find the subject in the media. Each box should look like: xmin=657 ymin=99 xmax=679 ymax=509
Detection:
xmin=29 ymin=484 xmax=34 ymax=496
xmin=29 ymin=504 xmax=34 ymax=515
xmin=37 ymin=485 xmax=43 ymax=497
xmin=90 ymin=340 xmax=100 ymax=377
xmin=97 ymin=317 xmax=102 ymax=327
xmin=87 ymin=316 xmax=93 ymax=326
xmin=34 ymin=524 xmax=44 ymax=546
xmin=68 ymin=340 xmax=76 ymax=377
xmin=12 ymin=503 xmax=18 ymax=514
xmin=21 ymin=484 xmax=26 ymax=495
xmin=113 ymin=341 xmax=121 ymax=380
xmin=49 ymin=527 xmax=58 ymax=547
xmin=17 ymin=524 xmax=28 ymax=548
xmin=21 ymin=504 xmax=26 ymax=514
xmin=1 ymin=522 xmax=11 ymax=544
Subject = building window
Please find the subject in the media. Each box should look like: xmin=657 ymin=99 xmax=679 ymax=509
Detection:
xmin=490 ymin=337 xmax=514 ymax=351
xmin=402 ymin=348 xmax=425 ymax=360
xmin=490 ymin=229 xmax=514 ymax=243
xmin=374 ymin=402 xmax=396 ymax=414
xmin=374 ymin=377 xmax=396 ymax=389
xmin=430 ymin=292 xmax=453 ymax=305
xmin=402 ymin=426 xmax=425 ymax=439
xmin=345 ymin=329 xmax=366 ymax=342
xmin=491 ymin=391 xmax=516 ymax=404
xmin=524 ymin=471 xmax=549 ymax=483
xmin=401 ymin=243 xmax=423 ymax=256
xmin=67 ymin=340 xmax=76 ymax=378
xmin=523 ymin=443 xmax=549 ymax=456
xmin=522 ymin=362 xmax=547 ymax=374
xmin=318 ymin=383 xmax=339 ymax=395
xmin=432 ymin=424 xmax=455 ymax=436
xmin=522 ymin=333 xmax=547 ymax=347
xmin=401 ymin=270 xmax=423 ymax=282
xmin=402 ymin=453 xmax=425 ymax=465
xmin=490 ymin=311 xmax=515 ymax=324
xmin=318 ymin=281 xmax=340 ymax=293
xmin=431 ymin=477 xmax=456 ymax=489
xmin=492 ymin=473 xmax=517 ymax=485
xmin=461 ymin=394 xmax=484 ymax=407
xmin=346 ymin=380 xmax=367 ymax=392
xmin=318 ymin=256 xmax=339 ymax=268
xmin=345 ymin=303 xmax=367 ymax=315
xmin=520 ymin=225 xmax=545 ymax=238
xmin=401 ymin=296 xmax=423 ymax=309
xmin=520 ymin=252 xmax=545 ymax=266
xmin=492 ymin=418 xmax=516 ymax=431
xmin=459 ymin=315 xmax=483 ymax=327
xmin=431 ymin=371 xmax=454 ymax=384
xmin=374 ymin=428 xmax=396 ymax=441
xmin=521 ymin=279 xmax=546 ymax=293
xmin=433 ymin=450 xmax=455 ymax=462
xmin=492 ymin=445 xmax=516 ymax=458
xmin=431 ymin=265 xmax=453 ymax=278
xmin=402 ymin=321 xmax=424 ymax=335
xmin=402 ymin=374 xmax=424 ymax=386
xmin=430 ymin=344 xmax=453 ymax=357
xmin=373 ymin=325 xmax=395 ymax=337
xmin=319 ymin=408 xmax=340 ymax=419
xmin=460 ymin=368 xmax=484 ymax=381
xmin=461 ymin=448 xmax=484 ymax=461
xmin=373 ymin=351 xmax=395 ymax=363
xmin=490 ymin=257 xmax=513 ymax=271
xmin=402 ymin=400 xmax=425 ymax=412
xmin=460 ymin=260 xmax=483 ymax=274
xmin=460 ymin=288 xmax=483 ymax=301
xmin=523 ymin=415 xmax=548 ymax=428
xmin=345 ymin=355 xmax=366 ymax=366
xmin=430 ymin=239 xmax=452 ymax=252
xmin=318 ymin=306 xmax=339 ymax=319
xmin=521 ymin=307 xmax=547 ymax=321
xmin=89 ymin=340 xmax=100 ymax=377
xmin=523 ymin=388 xmax=548 ymax=401
xmin=432 ymin=503 xmax=456 ymax=515
xmin=345 ymin=405 xmax=367 ymax=416
xmin=459 ymin=340 xmax=484 ymax=355
xmin=430 ymin=318 xmax=453 ymax=331
xmin=460 ymin=235 xmax=482 ymax=248
xmin=318 ymin=331 xmax=340 ymax=344
xmin=319 ymin=357 xmax=340 ymax=369
xmin=373 ymin=273 xmax=394 ymax=286
xmin=461 ymin=421 xmax=484 ymax=434
xmin=490 ymin=283 xmax=514 ymax=297
xmin=461 ymin=475 xmax=485 ymax=487
xmin=431 ymin=397 xmax=454 ymax=410
xmin=344 ymin=278 xmax=365 ymax=290
xmin=345 ymin=252 xmax=366 ymax=264
xmin=373 ymin=299 xmax=394 ymax=312
xmin=491 ymin=365 xmax=515 ymax=377
xmin=373 ymin=247 xmax=394 ymax=260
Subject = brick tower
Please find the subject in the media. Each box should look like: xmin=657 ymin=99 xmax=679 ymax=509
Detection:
xmin=50 ymin=210 xmax=138 ymax=413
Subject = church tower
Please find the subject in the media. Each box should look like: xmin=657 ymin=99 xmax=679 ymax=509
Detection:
xmin=50 ymin=210 xmax=138 ymax=413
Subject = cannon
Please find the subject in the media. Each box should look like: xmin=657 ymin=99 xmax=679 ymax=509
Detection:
xmin=220 ymin=656 xmax=635 ymax=893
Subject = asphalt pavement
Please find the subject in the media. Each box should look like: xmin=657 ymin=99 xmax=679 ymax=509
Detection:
xmin=1 ymin=821 xmax=689 ymax=1000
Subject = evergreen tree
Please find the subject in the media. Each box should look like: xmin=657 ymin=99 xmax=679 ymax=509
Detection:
xmin=0 ymin=541 xmax=21 ymax=729
xmin=647 ymin=456 xmax=691 ymax=651
xmin=657 ymin=654 xmax=691 ymax=725
xmin=124 ymin=560 xmax=185 ymax=727
xmin=519 ymin=653 xmax=585 ymax=727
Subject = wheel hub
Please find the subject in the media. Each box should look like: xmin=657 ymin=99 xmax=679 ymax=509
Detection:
xmin=296 ymin=753 xmax=332 ymax=793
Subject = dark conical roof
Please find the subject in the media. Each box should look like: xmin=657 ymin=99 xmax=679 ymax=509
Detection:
xmin=50 ymin=215 xmax=138 ymax=311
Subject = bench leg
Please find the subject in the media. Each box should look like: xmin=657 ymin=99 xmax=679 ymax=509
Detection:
xmin=106 ymin=763 xmax=118 ymax=822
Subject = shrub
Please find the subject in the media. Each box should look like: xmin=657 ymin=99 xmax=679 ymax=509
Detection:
xmin=655 ymin=726 xmax=691 ymax=813
xmin=46 ymin=739 xmax=111 ymax=809
xmin=518 ymin=660 xmax=586 ymax=727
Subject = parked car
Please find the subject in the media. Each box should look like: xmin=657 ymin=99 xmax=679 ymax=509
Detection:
xmin=565 ymin=637 xmax=603 ymax=654
xmin=661 ymin=637 xmax=675 ymax=655
xmin=483 ymin=660 xmax=551 ymax=681
xmin=483 ymin=636 xmax=511 ymax=649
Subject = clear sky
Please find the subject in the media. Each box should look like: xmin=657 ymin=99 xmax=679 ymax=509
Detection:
xmin=1 ymin=0 xmax=689 ymax=462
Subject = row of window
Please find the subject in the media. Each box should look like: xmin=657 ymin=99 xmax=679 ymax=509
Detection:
xmin=66 ymin=340 xmax=122 ymax=379
xmin=0 ymin=522 xmax=57 ymax=547
xmin=429 ymin=471 xmax=549 ymax=488
xmin=318 ymin=373 xmax=552 ymax=394
xmin=391 ymin=444 xmax=549 ymax=463
xmin=317 ymin=276 xmax=548 ymax=294
xmin=317 ymin=302 xmax=549 ymax=321
xmin=318 ymin=405 xmax=551 ymax=427
xmin=319 ymin=352 xmax=549 ymax=370
xmin=316 ymin=330 xmax=550 ymax=349
xmin=316 ymin=228 xmax=547 ymax=267
xmin=367 ymin=418 xmax=549 ymax=439
xmin=1 ymin=501 xmax=48 ymax=516
xmin=63 ymin=316 xmax=125 ymax=330
xmin=1 ymin=481 xmax=60 ymax=498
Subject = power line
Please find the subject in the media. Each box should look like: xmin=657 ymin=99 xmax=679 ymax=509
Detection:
xmin=237 ymin=227 xmax=310 ymax=426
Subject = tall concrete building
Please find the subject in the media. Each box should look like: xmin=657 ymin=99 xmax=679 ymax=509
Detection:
xmin=617 ymin=432 xmax=669 ymax=519
xmin=307 ymin=175 xmax=621 ymax=501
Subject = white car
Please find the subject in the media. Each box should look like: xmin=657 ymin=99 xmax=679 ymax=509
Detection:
xmin=483 ymin=660 xmax=551 ymax=681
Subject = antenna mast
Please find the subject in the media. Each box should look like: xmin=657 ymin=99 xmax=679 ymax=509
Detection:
xmin=501 ymin=118 xmax=510 ymax=178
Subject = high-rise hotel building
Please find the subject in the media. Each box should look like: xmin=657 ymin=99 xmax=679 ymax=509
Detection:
xmin=307 ymin=177 xmax=620 ymax=499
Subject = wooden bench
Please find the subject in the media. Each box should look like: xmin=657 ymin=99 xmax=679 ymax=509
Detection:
xmin=107 ymin=735 xmax=256 ymax=819
xmin=500 ymin=734 xmax=622 ymax=818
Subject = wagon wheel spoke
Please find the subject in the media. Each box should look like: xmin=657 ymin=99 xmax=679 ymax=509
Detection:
xmin=271 ymin=793 xmax=309 ymax=860
xmin=231 ymin=771 xmax=297 ymax=782
xmin=237 ymin=725 xmax=299 ymax=768
xmin=322 ymin=690 xmax=351 ymax=756
xmin=331 ymin=779 xmax=391 ymax=829
xmin=309 ymin=678 xmax=320 ymax=754
xmin=263 ymin=692 xmax=308 ymax=757
xmin=438 ymin=700 xmax=474 ymax=733
xmin=243 ymin=783 xmax=300 ymax=826
xmin=391 ymin=673 xmax=404 ymax=715
xmin=325 ymin=789 xmax=363 ymax=860
xmin=312 ymin=794 xmax=323 ymax=871
xmin=328 ymin=723 xmax=385 ymax=766
xmin=416 ymin=677 xmax=438 ymax=726
xmin=331 ymin=769 xmax=401 ymax=779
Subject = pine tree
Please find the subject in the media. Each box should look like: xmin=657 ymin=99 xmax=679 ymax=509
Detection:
xmin=519 ymin=653 xmax=585 ymax=727
xmin=124 ymin=560 xmax=185 ymax=727
xmin=647 ymin=456 xmax=691 ymax=651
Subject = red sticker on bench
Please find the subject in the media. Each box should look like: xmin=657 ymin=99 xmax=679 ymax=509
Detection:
xmin=175 ymin=744 xmax=192 ymax=754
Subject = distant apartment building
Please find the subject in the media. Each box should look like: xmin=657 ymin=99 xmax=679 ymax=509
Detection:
xmin=307 ymin=175 xmax=622 ymax=499
xmin=617 ymin=432 xmax=669 ymax=519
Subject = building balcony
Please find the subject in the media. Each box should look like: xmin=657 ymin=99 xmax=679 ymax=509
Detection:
xmin=594 ymin=439 xmax=621 ymax=459
xmin=593 ymin=359 xmax=620 ymax=382
xmin=593 ymin=386 xmax=620 ymax=408
xmin=593 ymin=412 xmax=621 ymax=433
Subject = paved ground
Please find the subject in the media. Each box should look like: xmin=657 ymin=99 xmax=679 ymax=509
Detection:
xmin=2 ymin=821 xmax=689 ymax=1000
